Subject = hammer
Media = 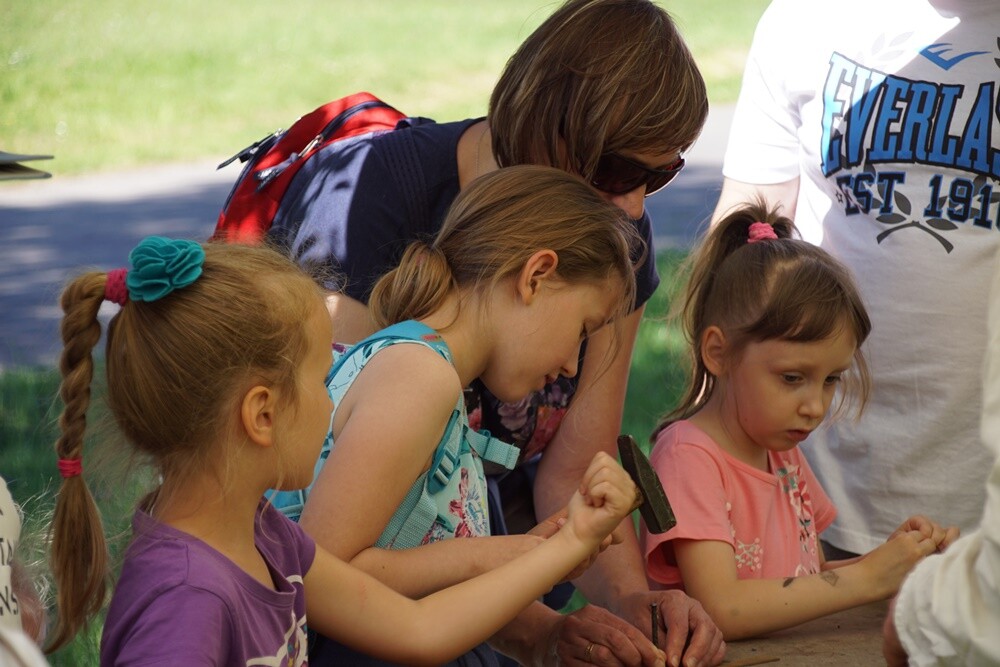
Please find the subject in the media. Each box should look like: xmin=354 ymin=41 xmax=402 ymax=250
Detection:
xmin=617 ymin=434 xmax=676 ymax=534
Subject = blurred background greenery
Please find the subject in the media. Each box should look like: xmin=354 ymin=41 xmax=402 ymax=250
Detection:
xmin=2 ymin=1 xmax=769 ymax=663
xmin=2 ymin=0 xmax=768 ymax=174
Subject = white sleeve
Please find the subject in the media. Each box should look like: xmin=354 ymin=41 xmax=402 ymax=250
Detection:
xmin=0 ymin=477 xmax=22 ymax=632
xmin=722 ymin=0 xmax=804 ymax=185
xmin=893 ymin=262 xmax=1000 ymax=666
xmin=0 ymin=625 xmax=50 ymax=667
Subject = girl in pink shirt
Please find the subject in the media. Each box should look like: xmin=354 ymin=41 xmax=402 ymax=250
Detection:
xmin=641 ymin=200 xmax=959 ymax=640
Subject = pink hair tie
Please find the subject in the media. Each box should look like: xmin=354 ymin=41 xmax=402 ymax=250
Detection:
xmin=747 ymin=221 xmax=778 ymax=244
xmin=58 ymin=458 xmax=83 ymax=479
xmin=105 ymin=267 xmax=129 ymax=305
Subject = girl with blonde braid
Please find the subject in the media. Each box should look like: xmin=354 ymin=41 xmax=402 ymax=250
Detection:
xmin=47 ymin=235 xmax=639 ymax=665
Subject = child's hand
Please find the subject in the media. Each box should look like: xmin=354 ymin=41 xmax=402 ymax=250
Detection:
xmin=890 ymin=515 xmax=960 ymax=553
xmin=529 ymin=507 xmax=617 ymax=582
xmin=863 ymin=529 xmax=937 ymax=598
xmin=565 ymin=452 xmax=640 ymax=547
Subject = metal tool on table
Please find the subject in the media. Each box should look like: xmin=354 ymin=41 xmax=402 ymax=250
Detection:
xmin=650 ymin=602 xmax=659 ymax=646
xmin=617 ymin=434 xmax=677 ymax=534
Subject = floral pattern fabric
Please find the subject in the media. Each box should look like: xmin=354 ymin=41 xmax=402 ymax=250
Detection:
xmin=467 ymin=374 xmax=575 ymax=465
xmin=421 ymin=468 xmax=489 ymax=544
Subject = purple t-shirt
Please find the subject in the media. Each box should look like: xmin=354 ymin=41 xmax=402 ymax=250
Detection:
xmin=101 ymin=500 xmax=316 ymax=666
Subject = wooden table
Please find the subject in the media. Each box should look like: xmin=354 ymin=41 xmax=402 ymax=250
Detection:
xmin=721 ymin=600 xmax=890 ymax=666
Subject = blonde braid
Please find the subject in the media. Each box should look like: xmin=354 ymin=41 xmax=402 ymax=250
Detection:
xmin=47 ymin=273 xmax=110 ymax=653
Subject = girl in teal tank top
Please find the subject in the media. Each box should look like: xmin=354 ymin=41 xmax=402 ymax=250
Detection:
xmin=288 ymin=166 xmax=642 ymax=666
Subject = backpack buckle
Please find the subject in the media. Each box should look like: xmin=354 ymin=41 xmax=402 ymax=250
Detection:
xmin=217 ymin=131 xmax=281 ymax=170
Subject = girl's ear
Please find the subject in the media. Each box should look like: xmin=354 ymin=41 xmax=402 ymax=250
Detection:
xmin=516 ymin=249 xmax=559 ymax=305
xmin=701 ymin=326 xmax=728 ymax=376
xmin=241 ymin=385 xmax=276 ymax=448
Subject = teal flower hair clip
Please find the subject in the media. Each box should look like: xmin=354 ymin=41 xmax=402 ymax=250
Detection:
xmin=125 ymin=236 xmax=205 ymax=302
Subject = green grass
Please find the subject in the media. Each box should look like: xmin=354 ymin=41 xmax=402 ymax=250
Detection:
xmin=2 ymin=0 xmax=769 ymax=175
xmin=2 ymin=366 xmax=94 ymax=665
xmin=622 ymin=249 xmax=691 ymax=445
xmin=1 ymin=368 xmax=62 ymax=499
xmin=1 ymin=363 xmax=149 ymax=666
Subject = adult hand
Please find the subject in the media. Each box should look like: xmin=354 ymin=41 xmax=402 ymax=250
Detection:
xmin=542 ymin=604 xmax=665 ymax=667
xmin=613 ymin=590 xmax=725 ymax=667
xmin=881 ymin=597 xmax=908 ymax=666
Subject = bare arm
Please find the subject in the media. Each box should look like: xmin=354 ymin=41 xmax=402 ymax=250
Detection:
xmin=674 ymin=531 xmax=939 ymax=641
xmin=533 ymin=307 xmax=642 ymax=592
xmin=304 ymin=452 xmax=637 ymax=666
xmin=711 ymin=176 xmax=801 ymax=226
xmin=299 ymin=346 xmax=543 ymax=597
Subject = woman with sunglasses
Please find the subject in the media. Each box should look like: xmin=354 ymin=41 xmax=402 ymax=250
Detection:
xmin=264 ymin=1 xmax=723 ymax=665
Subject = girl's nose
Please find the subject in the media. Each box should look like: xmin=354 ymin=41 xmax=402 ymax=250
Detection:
xmin=799 ymin=388 xmax=826 ymax=420
xmin=604 ymin=187 xmax=646 ymax=220
xmin=561 ymin=345 xmax=581 ymax=379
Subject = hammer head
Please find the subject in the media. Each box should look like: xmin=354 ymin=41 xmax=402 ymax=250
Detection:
xmin=617 ymin=434 xmax=677 ymax=534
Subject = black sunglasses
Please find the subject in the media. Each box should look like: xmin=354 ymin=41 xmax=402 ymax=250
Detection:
xmin=590 ymin=152 xmax=685 ymax=197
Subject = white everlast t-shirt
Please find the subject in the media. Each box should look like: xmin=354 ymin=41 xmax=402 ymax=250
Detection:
xmin=724 ymin=0 xmax=1000 ymax=554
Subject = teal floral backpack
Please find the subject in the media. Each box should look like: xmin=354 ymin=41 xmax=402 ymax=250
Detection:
xmin=270 ymin=320 xmax=519 ymax=547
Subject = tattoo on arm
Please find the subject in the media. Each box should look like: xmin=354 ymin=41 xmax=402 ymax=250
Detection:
xmin=782 ymin=571 xmax=839 ymax=589
xmin=820 ymin=570 xmax=840 ymax=587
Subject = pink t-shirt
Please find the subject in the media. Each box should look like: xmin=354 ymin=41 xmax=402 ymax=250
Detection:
xmin=642 ymin=420 xmax=836 ymax=588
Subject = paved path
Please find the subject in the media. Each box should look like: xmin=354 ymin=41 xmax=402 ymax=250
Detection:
xmin=0 ymin=106 xmax=733 ymax=370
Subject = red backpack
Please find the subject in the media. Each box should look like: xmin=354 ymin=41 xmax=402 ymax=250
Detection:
xmin=212 ymin=92 xmax=406 ymax=244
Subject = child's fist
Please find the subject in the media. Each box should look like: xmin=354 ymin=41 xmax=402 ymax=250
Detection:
xmin=566 ymin=452 xmax=640 ymax=545
xmin=891 ymin=515 xmax=960 ymax=553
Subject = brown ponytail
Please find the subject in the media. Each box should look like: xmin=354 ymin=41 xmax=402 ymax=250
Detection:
xmin=370 ymin=243 xmax=455 ymax=329
xmin=48 ymin=273 xmax=111 ymax=652
xmin=369 ymin=165 xmax=642 ymax=351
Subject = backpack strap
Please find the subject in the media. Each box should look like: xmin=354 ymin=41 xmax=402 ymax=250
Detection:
xmin=465 ymin=427 xmax=520 ymax=470
xmin=213 ymin=92 xmax=406 ymax=243
xmin=347 ymin=322 xmax=518 ymax=547
xmin=270 ymin=320 xmax=519 ymax=543
xmin=350 ymin=322 xmax=518 ymax=471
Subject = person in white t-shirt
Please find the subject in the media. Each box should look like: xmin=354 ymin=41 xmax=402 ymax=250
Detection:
xmin=882 ymin=261 xmax=1000 ymax=665
xmin=713 ymin=0 xmax=1000 ymax=559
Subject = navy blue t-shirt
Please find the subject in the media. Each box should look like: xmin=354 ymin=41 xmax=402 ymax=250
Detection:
xmin=269 ymin=116 xmax=660 ymax=460
xmin=269 ymin=117 xmax=659 ymax=307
